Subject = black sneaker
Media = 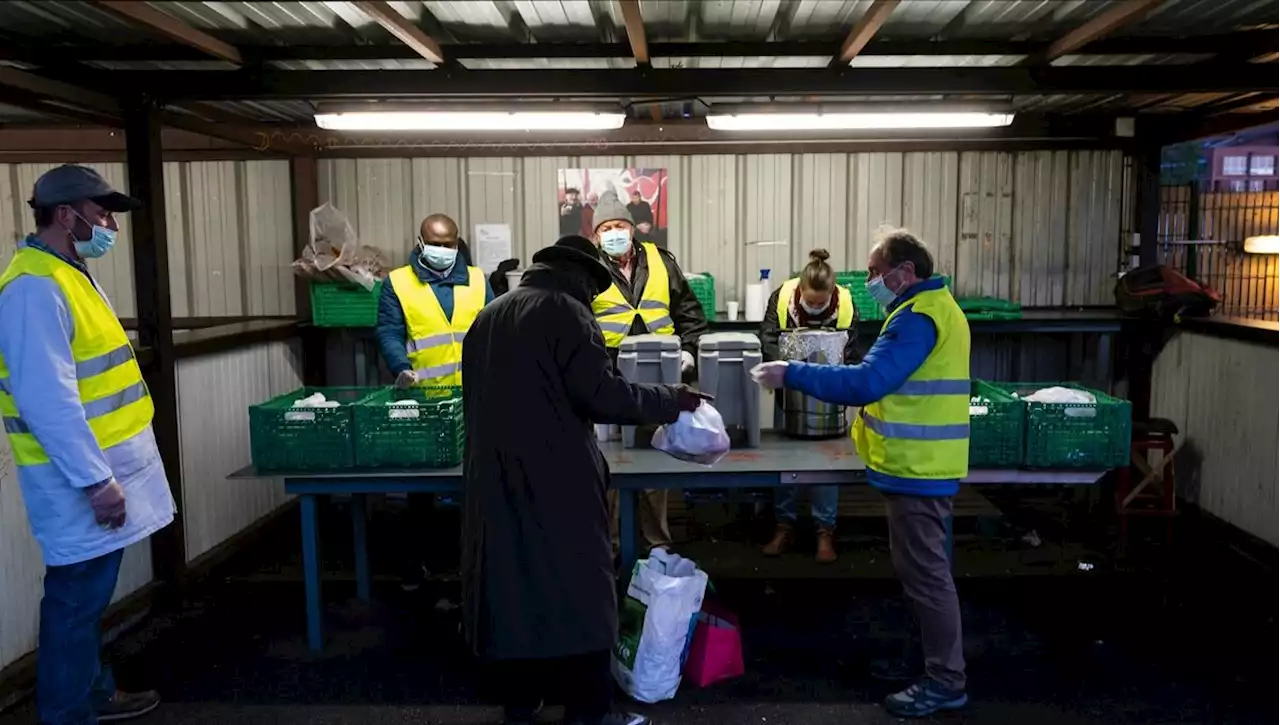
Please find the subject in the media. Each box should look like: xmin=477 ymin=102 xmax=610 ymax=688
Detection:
xmin=97 ymin=690 xmax=160 ymax=722
xmin=568 ymin=713 xmax=651 ymax=725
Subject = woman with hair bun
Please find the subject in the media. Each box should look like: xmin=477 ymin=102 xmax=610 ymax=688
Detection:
xmin=758 ymin=248 xmax=858 ymax=563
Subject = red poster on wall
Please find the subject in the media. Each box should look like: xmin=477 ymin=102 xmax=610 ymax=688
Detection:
xmin=557 ymin=168 xmax=669 ymax=248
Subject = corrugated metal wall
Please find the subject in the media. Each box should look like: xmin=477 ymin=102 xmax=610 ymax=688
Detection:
xmin=0 ymin=160 xmax=296 ymax=318
xmin=177 ymin=339 xmax=302 ymax=562
xmin=1151 ymin=331 xmax=1278 ymax=546
xmin=319 ymin=150 xmax=1125 ymax=309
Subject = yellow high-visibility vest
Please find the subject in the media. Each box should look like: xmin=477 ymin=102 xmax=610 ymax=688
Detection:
xmin=0 ymin=247 xmax=154 ymax=467
xmin=591 ymin=242 xmax=674 ymax=348
xmin=852 ymin=286 xmax=971 ymax=480
xmin=389 ymin=265 xmax=486 ymax=387
xmin=776 ymin=278 xmax=855 ymax=330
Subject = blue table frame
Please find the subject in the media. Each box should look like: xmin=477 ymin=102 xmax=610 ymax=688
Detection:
xmin=229 ymin=435 xmax=1106 ymax=651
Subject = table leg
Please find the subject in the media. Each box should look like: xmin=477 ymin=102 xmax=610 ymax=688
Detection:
xmin=352 ymin=493 xmax=371 ymax=602
xmin=299 ymin=494 xmax=323 ymax=651
xmin=619 ymin=488 xmax=638 ymax=574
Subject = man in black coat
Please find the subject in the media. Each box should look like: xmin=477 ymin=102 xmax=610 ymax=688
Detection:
xmin=460 ymin=235 xmax=704 ymax=725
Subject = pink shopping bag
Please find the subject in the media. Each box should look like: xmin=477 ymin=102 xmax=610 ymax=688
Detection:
xmin=681 ymin=601 xmax=744 ymax=688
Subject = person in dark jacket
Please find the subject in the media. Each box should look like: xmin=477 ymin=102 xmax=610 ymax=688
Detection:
xmin=461 ymin=235 xmax=704 ymax=725
xmin=758 ymin=248 xmax=858 ymax=564
xmin=590 ymin=191 xmax=708 ymax=553
xmin=374 ymin=214 xmax=494 ymax=590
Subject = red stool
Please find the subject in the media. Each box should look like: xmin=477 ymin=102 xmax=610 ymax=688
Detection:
xmin=1116 ymin=418 xmax=1180 ymax=551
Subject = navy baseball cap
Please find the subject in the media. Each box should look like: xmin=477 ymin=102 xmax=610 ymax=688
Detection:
xmin=28 ymin=164 xmax=141 ymax=213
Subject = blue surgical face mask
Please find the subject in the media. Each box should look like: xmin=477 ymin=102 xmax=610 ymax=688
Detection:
xmin=599 ymin=229 xmax=632 ymax=258
xmin=800 ymin=299 xmax=828 ymax=316
xmin=71 ymin=212 xmax=116 ymax=259
xmin=866 ymin=266 xmax=905 ymax=307
xmin=417 ymin=238 xmax=458 ymax=272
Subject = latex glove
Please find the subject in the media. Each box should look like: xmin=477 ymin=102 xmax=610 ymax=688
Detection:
xmin=674 ymin=384 xmax=714 ymax=413
xmin=680 ymin=350 xmax=695 ymax=375
xmin=394 ymin=369 xmax=418 ymax=390
xmin=750 ymin=361 xmax=790 ymax=390
xmin=87 ymin=479 xmax=127 ymax=529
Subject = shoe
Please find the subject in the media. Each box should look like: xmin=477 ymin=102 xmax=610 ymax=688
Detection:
xmin=815 ymin=528 xmax=837 ymax=564
xmin=97 ymin=690 xmax=160 ymax=722
xmin=503 ymin=698 xmax=544 ymax=724
xmin=567 ymin=713 xmax=651 ymax=725
xmin=883 ymin=679 xmax=967 ymax=718
xmin=761 ymin=524 xmax=793 ymax=557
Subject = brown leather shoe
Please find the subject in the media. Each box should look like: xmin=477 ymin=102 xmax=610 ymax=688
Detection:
xmin=815 ymin=528 xmax=837 ymax=564
xmin=762 ymin=524 xmax=793 ymax=557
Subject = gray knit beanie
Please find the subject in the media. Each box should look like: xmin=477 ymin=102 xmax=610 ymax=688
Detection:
xmin=592 ymin=190 xmax=633 ymax=232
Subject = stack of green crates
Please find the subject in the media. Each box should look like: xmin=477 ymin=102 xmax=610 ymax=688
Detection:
xmin=310 ymin=280 xmax=383 ymax=328
xmin=354 ymin=386 xmax=464 ymax=468
xmin=249 ymin=387 xmax=374 ymax=472
xmin=968 ymin=381 xmax=1024 ymax=468
xmin=685 ymin=273 xmax=716 ymax=319
xmin=988 ymin=382 xmax=1132 ymax=469
xmin=957 ymin=296 xmax=1023 ymax=321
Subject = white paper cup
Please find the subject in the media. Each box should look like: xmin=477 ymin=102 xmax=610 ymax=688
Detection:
xmin=726 ymin=301 xmax=740 ymax=321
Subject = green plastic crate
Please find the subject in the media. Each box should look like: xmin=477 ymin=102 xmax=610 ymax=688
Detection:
xmin=964 ymin=310 xmax=1024 ymax=321
xmin=686 ymin=273 xmax=716 ymax=318
xmin=249 ymin=387 xmax=376 ymax=472
xmin=310 ymin=280 xmax=383 ymax=328
xmin=956 ymin=296 xmax=1022 ymax=313
xmin=990 ymin=382 xmax=1132 ymax=469
xmin=354 ymin=386 xmax=464 ymax=468
xmin=968 ymin=381 xmax=1025 ymax=469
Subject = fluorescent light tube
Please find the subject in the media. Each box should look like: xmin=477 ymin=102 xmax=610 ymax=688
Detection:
xmin=1244 ymin=235 xmax=1280 ymax=254
xmin=706 ymin=112 xmax=1015 ymax=131
xmin=314 ymin=111 xmax=626 ymax=131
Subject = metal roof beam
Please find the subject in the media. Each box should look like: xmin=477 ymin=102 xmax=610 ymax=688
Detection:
xmin=98 ymin=65 xmax=1277 ymax=101
xmin=618 ymin=0 xmax=650 ymax=64
xmin=352 ymin=1 xmax=445 ymax=64
xmin=92 ymin=0 xmax=242 ymax=65
xmin=837 ymin=0 xmax=901 ymax=63
xmin=1037 ymin=0 xmax=1165 ymax=64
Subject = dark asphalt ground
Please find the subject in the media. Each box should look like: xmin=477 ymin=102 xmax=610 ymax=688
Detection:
xmin=1 ymin=498 xmax=1275 ymax=725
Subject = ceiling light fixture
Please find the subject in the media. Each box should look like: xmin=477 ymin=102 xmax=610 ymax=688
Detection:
xmin=1243 ymin=235 xmax=1280 ymax=254
xmin=314 ymin=111 xmax=626 ymax=132
xmin=706 ymin=111 xmax=1015 ymax=131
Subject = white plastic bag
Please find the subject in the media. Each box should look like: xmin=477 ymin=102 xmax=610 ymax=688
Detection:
xmin=651 ymin=404 xmax=731 ymax=466
xmin=612 ymin=549 xmax=709 ymax=703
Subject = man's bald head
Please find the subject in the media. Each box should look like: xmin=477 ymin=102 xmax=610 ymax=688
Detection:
xmin=419 ymin=214 xmax=459 ymax=247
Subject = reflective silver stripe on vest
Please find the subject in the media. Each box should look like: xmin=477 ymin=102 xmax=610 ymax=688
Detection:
xmin=3 ymin=416 xmax=28 ymax=434
xmin=82 ymin=381 xmax=149 ymax=420
xmin=414 ymin=361 xmax=461 ymax=380
xmin=860 ymin=409 xmax=969 ymax=441
xmin=594 ymin=303 xmax=633 ymax=317
xmin=75 ymin=344 xmax=134 ymax=379
xmin=598 ymin=321 xmax=633 ymax=334
xmin=406 ymin=331 xmax=464 ymax=355
xmin=645 ymin=315 xmax=674 ymax=332
xmin=894 ymin=379 xmax=970 ymax=396
xmin=638 ymin=299 xmax=668 ymax=310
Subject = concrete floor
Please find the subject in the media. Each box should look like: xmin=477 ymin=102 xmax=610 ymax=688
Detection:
xmin=1 ymin=500 xmax=1275 ymax=725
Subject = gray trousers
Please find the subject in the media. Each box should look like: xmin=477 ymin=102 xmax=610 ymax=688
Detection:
xmin=885 ymin=494 xmax=966 ymax=691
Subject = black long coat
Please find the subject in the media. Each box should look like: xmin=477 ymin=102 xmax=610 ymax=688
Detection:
xmin=460 ymin=261 xmax=681 ymax=660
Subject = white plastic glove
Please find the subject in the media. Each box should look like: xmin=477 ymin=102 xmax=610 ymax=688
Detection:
xmin=680 ymin=350 xmax=695 ymax=375
xmin=394 ymin=369 xmax=418 ymax=389
xmin=750 ymin=361 xmax=790 ymax=390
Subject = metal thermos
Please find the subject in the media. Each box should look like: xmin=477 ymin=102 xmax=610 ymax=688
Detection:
xmin=778 ymin=328 xmax=849 ymax=439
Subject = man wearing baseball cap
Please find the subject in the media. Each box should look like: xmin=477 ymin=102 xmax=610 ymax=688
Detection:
xmin=0 ymin=165 xmax=175 ymax=724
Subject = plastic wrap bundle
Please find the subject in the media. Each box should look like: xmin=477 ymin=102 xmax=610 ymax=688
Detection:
xmin=778 ymin=328 xmax=848 ymax=364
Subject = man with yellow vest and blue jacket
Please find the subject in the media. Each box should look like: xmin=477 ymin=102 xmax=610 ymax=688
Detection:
xmin=376 ymin=213 xmax=494 ymax=589
xmin=590 ymin=191 xmax=707 ymax=553
xmin=753 ymin=228 xmax=970 ymax=718
xmin=0 ymin=165 xmax=174 ymax=724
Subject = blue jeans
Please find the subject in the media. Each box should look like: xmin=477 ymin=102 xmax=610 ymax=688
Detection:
xmin=38 ymin=548 xmax=124 ymax=725
xmin=774 ymin=486 xmax=838 ymax=529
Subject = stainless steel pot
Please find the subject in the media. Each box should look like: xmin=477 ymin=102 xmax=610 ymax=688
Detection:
xmin=778 ymin=328 xmax=849 ymax=439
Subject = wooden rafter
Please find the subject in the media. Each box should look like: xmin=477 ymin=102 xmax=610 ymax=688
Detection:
xmin=353 ymin=1 xmax=445 ymax=64
xmin=618 ymin=0 xmax=650 ymax=65
xmin=837 ymin=0 xmax=901 ymax=63
xmin=1042 ymin=0 xmax=1164 ymax=63
xmin=93 ymin=0 xmax=242 ymax=65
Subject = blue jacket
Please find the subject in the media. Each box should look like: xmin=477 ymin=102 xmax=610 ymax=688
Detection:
xmin=375 ymin=252 xmax=495 ymax=375
xmin=783 ymin=276 xmax=960 ymax=497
